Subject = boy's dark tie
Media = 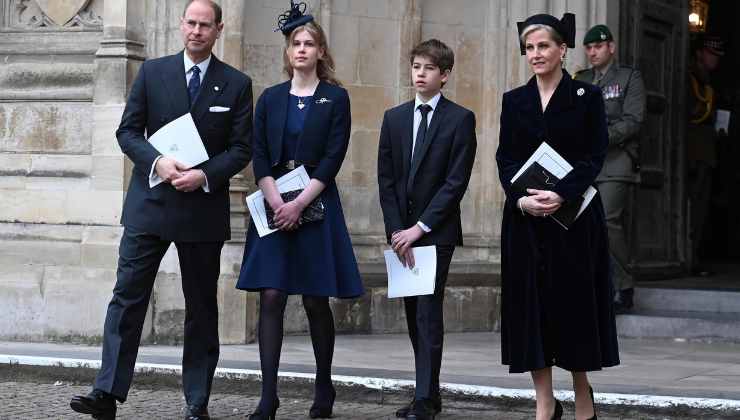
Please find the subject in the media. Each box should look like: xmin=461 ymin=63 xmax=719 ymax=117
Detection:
xmin=188 ymin=65 xmax=201 ymax=106
xmin=412 ymin=104 xmax=432 ymax=162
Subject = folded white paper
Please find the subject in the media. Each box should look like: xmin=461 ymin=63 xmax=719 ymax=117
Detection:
xmin=209 ymin=106 xmax=230 ymax=112
xmin=148 ymin=113 xmax=209 ymax=187
xmin=384 ymin=246 xmax=437 ymax=298
xmin=245 ymin=165 xmax=313 ymax=238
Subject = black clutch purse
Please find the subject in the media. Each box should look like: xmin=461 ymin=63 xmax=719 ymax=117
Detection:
xmin=512 ymin=162 xmax=584 ymax=229
xmin=264 ymin=189 xmax=325 ymax=229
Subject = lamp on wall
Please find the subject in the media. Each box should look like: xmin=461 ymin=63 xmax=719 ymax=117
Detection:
xmin=688 ymin=0 xmax=709 ymax=33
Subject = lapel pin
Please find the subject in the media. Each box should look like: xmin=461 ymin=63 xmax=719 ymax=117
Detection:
xmin=577 ymin=88 xmax=585 ymax=96
xmin=214 ymin=86 xmax=220 ymax=92
xmin=316 ymin=97 xmax=331 ymax=104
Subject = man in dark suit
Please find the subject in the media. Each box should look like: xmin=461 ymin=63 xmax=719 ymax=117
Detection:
xmin=70 ymin=1 xmax=252 ymax=419
xmin=377 ymin=39 xmax=477 ymax=420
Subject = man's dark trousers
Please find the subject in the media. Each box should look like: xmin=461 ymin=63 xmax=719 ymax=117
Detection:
xmin=94 ymin=227 xmax=223 ymax=408
xmin=403 ymin=245 xmax=454 ymax=401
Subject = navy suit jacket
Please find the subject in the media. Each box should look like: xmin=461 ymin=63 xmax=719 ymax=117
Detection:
xmin=251 ymin=80 xmax=351 ymax=185
xmin=117 ymin=51 xmax=253 ymax=242
xmin=377 ymin=96 xmax=477 ymax=246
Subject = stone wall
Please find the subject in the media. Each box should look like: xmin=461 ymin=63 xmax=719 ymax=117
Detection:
xmin=0 ymin=0 xmax=611 ymax=344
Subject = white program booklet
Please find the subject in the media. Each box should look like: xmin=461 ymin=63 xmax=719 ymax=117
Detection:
xmin=148 ymin=113 xmax=209 ymax=187
xmin=384 ymin=246 xmax=437 ymax=298
xmin=715 ymin=109 xmax=731 ymax=133
xmin=511 ymin=141 xmax=597 ymax=222
xmin=245 ymin=165 xmax=313 ymax=238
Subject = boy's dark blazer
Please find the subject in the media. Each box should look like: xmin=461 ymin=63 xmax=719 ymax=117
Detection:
xmin=251 ymin=80 xmax=351 ymax=185
xmin=117 ymin=51 xmax=253 ymax=242
xmin=377 ymin=95 xmax=477 ymax=246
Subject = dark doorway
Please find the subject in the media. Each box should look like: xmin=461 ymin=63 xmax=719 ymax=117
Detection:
xmin=697 ymin=0 xmax=740 ymax=274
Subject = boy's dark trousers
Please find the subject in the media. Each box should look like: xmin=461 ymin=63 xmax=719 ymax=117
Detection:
xmin=403 ymin=245 xmax=455 ymax=401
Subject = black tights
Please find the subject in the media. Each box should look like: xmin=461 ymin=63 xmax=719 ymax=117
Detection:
xmin=257 ymin=289 xmax=335 ymax=410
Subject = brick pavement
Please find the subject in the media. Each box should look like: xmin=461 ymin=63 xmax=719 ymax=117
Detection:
xmin=2 ymin=379 xmax=731 ymax=420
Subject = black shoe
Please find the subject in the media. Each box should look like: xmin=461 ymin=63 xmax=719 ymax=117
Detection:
xmin=550 ymin=399 xmax=563 ymax=420
xmin=309 ymin=384 xmax=336 ymax=418
xmin=70 ymin=389 xmax=117 ymax=419
xmin=614 ymin=288 xmax=634 ymax=314
xmin=247 ymin=398 xmax=279 ymax=420
xmin=407 ymin=399 xmax=437 ymax=420
xmin=587 ymin=386 xmax=597 ymax=420
xmin=184 ymin=405 xmax=210 ymax=420
xmin=395 ymin=396 xmax=441 ymax=418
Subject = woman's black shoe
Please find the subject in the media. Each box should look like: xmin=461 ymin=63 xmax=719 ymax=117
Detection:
xmin=550 ymin=399 xmax=563 ymax=420
xmin=247 ymin=398 xmax=279 ymax=420
xmin=587 ymin=386 xmax=597 ymax=420
xmin=309 ymin=385 xmax=336 ymax=418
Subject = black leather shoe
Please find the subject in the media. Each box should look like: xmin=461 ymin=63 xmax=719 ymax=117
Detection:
xmin=395 ymin=396 xmax=441 ymax=418
xmin=70 ymin=389 xmax=117 ymax=419
xmin=587 ymin=386 xmax=597 ymax=420
xmin=309 ymin=384 xmax=336 ymax=418
xmin=407 ymin=399 xmax=437 ymax=420
xmin=247 ymin=398 xmax=279 ymax=420
xmin=184 ymin=405 xmax=210 ymax=420
xmin=550 ymin=399 xmax=563 ymax=420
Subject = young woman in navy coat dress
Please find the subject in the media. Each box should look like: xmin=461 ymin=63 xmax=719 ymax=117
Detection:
xmin=496 ymin=14 xmax=619 ymax=420
xmin=236 ymin=4 xmax=363 ymax=419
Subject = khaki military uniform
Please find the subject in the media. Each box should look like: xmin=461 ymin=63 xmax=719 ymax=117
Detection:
xmin=576 ymin=63 xmax=646 ymax=293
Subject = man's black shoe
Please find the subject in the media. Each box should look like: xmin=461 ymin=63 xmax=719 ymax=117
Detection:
xmin=395 ymin=396 xmax=441 ymax=418
xmin=407 ymin=399 xmax=437 ymax=420
xmin=614 ymin=288 xmax=634 ymax=314
xmin=70 ymin=389 xmax=117 ymax=419
xmin=184 ymin=405 xmax=210 ymax=420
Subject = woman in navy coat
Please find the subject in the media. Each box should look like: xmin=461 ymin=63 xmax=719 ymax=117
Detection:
xmin=237 ymin=4 xmax=363 ymax=419
xmin=496 ymin=13 xmax=619 ymax=420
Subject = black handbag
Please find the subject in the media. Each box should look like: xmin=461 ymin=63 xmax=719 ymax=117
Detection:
xmin=264 ymin=189 xmax=325 ymax=229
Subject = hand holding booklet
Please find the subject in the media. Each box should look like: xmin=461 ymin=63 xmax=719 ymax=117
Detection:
xmin=511 ymin=142 xmax=597 ymax=230
xmin=245 ymin=165 xmax=316 ymax=238
xmin=147 ymin=113 xmax=209 ymax=187
xmin=384 ymin=246 xmax=437 ymax=298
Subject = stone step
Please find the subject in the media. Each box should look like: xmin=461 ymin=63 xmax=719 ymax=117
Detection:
xmin=635 ymin=287 xmax=740 ymax=313
xmin=617 ymin=309 xmax=740 ymax=341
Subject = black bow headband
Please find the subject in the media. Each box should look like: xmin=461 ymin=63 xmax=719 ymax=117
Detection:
xmin=516 ymin=13 xmax=576 ymax=55
xmin=275 ymin=1 xmax=314 ymax=36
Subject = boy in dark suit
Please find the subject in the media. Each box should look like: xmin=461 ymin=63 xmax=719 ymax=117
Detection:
xmin=377 ymin=39 xmax=477 ymax=420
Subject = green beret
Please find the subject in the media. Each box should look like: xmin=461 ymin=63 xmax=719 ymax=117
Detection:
xmin=583 ymin=24 xmax=613 ymax=45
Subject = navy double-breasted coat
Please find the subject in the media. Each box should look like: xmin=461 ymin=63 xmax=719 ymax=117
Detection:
xmin=496 ymin=71 xmax=620 ymax=373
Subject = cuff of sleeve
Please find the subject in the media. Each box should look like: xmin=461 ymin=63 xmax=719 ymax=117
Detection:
xmin=417 ymin=221 xmax=431 ymax=233
xmin=201 ymin=170 xmax=210 ymax=193
xmin=149 ymin=155 xmax=163 ymax=188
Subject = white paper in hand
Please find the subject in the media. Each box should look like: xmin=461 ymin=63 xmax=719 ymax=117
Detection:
xmin=384 ymin=246 xmax=437 ymax=298
xmin=148 ymin=113 xmax=209 ymax=187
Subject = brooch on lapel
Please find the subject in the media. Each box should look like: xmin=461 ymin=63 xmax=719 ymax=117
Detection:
xmin=577 ymin=88 xmax=585 ymax=96
xmin=316 ymin=97 xmax=331 ymax=104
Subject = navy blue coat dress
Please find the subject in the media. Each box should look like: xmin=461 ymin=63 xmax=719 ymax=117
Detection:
xmin=237 ymin=80 xmax=364 ymax=298
xmin=496 ymin=71 xmax=620 ymax=373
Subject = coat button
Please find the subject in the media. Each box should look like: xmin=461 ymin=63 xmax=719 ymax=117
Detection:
xmin=407 ymin=209 xmax=413 ymax=215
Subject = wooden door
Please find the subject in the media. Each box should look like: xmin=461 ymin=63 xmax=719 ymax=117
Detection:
xmin=619 ymin=0 xmax=689 ymax=278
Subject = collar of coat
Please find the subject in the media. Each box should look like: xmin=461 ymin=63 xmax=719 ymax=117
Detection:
xmin=520 ymin=69 xmax=579 ymax=115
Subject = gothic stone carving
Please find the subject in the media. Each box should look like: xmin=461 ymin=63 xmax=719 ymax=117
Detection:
xmin=7 ymin=0 xmax=101 ymax=30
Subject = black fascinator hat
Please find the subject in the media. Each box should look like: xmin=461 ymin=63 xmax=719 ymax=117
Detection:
xmin=276 ymin=1 xmax=314 ymax=36
xmin=516 ymin=13 xmax=576 ymax=55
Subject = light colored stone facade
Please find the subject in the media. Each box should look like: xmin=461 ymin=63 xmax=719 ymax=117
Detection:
xmin=0 ymin=0 xmax=614 ymax=343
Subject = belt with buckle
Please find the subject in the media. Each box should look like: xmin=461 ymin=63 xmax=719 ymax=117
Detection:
xmin=282 ymin=160 xmax=296 ymax=170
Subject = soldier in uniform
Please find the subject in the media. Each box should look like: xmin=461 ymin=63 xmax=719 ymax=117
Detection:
xmin=575 ymin=25 xmax=645 ymax=313
xmin=687 ymin=34 xmax=724 ymax=277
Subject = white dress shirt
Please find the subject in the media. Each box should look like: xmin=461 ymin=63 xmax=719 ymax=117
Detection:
xmin=149 ymin=53 xmax=213 ymax=191
xmin=410 ymin=92 xmax=442 ymax=234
